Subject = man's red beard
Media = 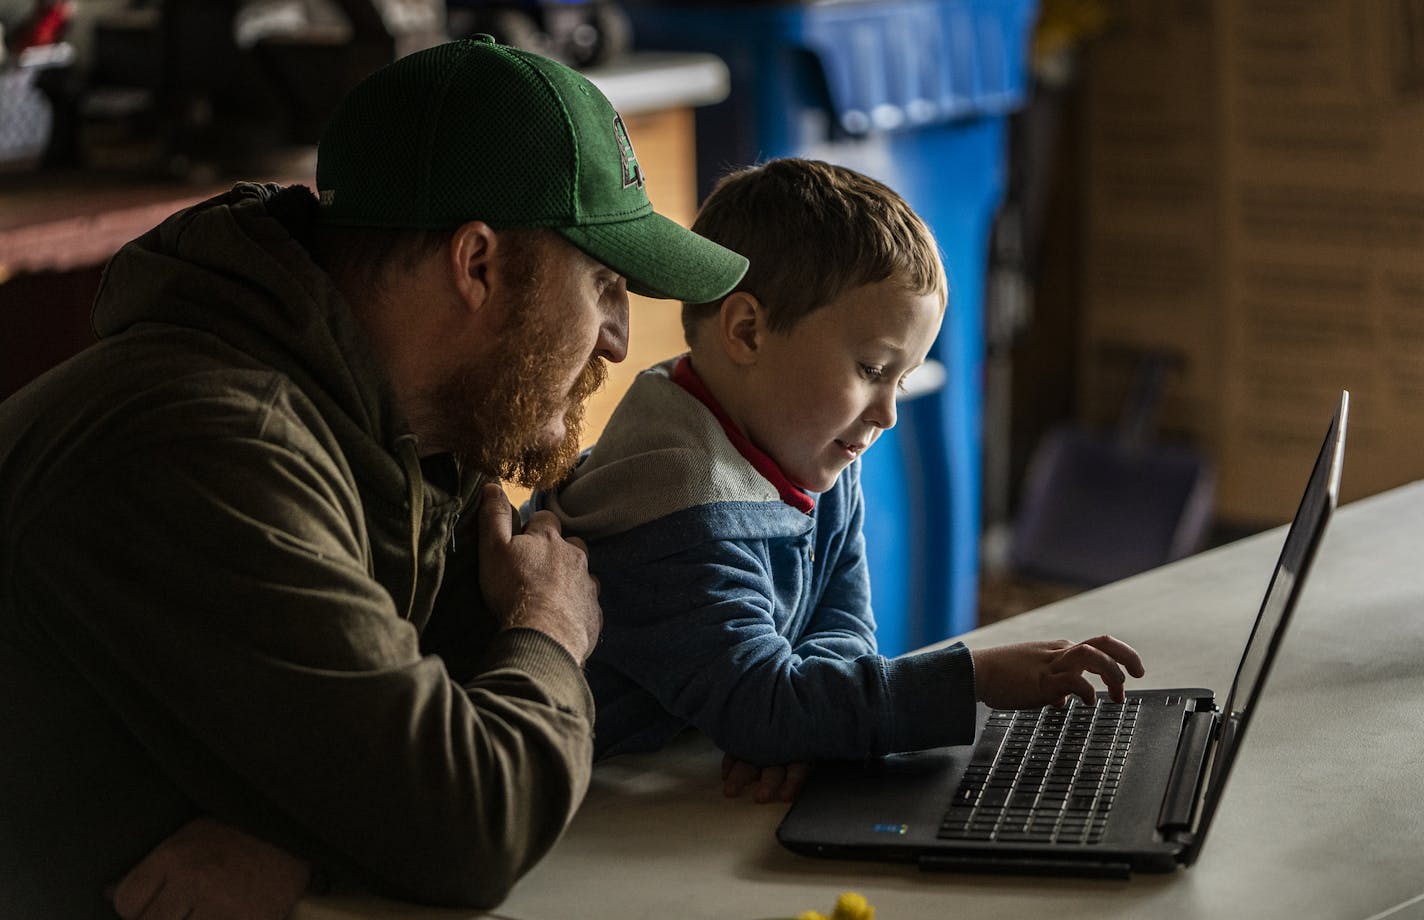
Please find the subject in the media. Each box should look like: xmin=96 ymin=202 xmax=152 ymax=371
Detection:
xmin=426 ymin=242 xmax=608 ymax=490
xmin=481 ymin=343 xmax=607 ymax=490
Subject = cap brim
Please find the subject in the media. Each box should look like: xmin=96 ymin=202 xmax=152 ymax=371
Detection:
xmin=559 ymin=212 xmax=748 ymax=303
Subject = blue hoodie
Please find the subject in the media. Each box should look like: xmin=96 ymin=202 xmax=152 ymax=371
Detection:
xmin=538 ymin=357 xmax=977 ymax=763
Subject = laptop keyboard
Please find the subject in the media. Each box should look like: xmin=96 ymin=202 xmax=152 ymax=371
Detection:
xmin=938 ymin=698 xmax=1140 ymax=846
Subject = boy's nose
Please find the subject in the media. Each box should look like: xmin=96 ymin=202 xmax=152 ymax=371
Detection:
xmin=867 ymin=389 xmax=898 ymax=430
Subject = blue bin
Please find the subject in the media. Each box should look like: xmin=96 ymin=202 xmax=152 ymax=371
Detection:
xmin=627 ymin=0 xmax=1036 ymax=654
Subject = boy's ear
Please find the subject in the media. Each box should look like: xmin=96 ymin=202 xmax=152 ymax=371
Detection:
xmin=718 ymin=291 xmax=766 ymax=366
xmin=448 ymin=220 xmax=498 ymax=316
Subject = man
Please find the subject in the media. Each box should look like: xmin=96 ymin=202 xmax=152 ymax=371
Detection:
xmin=0 ymin=37 xmax=747 ymax=918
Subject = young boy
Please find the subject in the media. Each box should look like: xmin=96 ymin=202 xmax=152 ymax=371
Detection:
xmin=537 ymin=159 xmax=1143 ymax=796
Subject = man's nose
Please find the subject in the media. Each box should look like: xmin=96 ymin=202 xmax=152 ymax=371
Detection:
xmin=596 ymin=280 xmax=630 ymax=363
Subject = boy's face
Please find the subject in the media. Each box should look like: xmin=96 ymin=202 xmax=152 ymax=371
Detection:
xmin=742 ymin=279 xmax=943 ymax=493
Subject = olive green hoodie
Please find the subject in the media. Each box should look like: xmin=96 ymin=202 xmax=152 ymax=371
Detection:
xmin=0 ymin=183 xmax=593 ymax=917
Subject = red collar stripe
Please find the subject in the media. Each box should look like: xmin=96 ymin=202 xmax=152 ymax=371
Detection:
xmin=671 ymin=355 xmax=815 ymax=514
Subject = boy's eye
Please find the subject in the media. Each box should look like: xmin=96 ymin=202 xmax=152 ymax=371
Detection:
xmin=859 ymin=363 xmax=886 ymax=380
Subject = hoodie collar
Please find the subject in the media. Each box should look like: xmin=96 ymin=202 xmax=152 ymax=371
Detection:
xmin=670 ymin=355 xmax=815 ymax=514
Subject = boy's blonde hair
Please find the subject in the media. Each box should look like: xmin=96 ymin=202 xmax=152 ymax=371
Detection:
xmin=682 ymin=158 xmax=948 ymax=343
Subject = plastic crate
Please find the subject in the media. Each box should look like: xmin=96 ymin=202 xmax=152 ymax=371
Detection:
xmin=627 ymin=0 xmax=1038 ymax=653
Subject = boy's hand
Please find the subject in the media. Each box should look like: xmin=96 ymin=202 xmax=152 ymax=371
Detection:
xmin=476 ymin=483 xmax=603 ymax=664
xmin=108 ymin=818 xmax=311 ymax=920
xmin=721 ymin=753 xmax=812 ymax=804
xmin=972 ymin=636 xmax=1145 ymax=709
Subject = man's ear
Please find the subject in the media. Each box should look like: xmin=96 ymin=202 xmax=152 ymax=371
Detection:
xmin=718 ymin=292 xmax=765 ymax=367
xmin=448 ymin=221 xmax=498 ymax=315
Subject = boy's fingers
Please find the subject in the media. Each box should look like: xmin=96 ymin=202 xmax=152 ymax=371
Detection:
xmin=780 ymin=762 xmax=812 ymax=801
xmin=1059 ymin=643 xmax=1127 ymax=694
xmin=1052 ymin=673 xmax=1097 ymax=707
xmin=722 ymin=759 xmax=760 ymax=798
xmin=1083 ymin=634 xmax=1146 ymax=678
xmin=756 ymin=765 xmax=787 ymax=804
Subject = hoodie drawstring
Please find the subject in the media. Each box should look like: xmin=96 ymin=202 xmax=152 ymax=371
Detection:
xmin=395 ymin=435 xmax=424 ymax=621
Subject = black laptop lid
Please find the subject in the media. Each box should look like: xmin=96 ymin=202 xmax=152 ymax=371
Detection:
xmin=1183 ymin=390 xmax=1349 ymax=864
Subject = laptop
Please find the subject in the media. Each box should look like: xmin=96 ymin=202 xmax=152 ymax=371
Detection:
xmin=777 ymin=390 xmax=1349 ymax=878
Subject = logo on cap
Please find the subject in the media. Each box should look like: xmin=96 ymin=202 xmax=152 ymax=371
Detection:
xmin=612 ymin=114 xmax=645 ymax=190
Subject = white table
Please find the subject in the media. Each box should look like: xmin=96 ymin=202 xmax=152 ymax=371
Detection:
xmin=299 ymin=480 xmax=1424 ymax=920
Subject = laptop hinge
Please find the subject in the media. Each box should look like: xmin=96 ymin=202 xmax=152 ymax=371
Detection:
xmin=1157 ymin=709 xmax=1216 ymax=831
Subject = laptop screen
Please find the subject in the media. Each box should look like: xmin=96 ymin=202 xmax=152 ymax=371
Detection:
xmin=1185 ymin=390 xmax=1348 ymax=862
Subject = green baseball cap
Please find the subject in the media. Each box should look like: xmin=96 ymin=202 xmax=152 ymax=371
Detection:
xmin=316 ymin=37 xmax=748 ymax=303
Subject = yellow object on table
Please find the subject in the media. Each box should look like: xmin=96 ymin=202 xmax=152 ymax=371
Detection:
xmin=794 ymin=891 xmax=875 ymax=920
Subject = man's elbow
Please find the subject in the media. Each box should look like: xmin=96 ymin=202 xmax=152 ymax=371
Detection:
xmin=397 ymin=789 xmax=581 ymax=909
xmin=430 ymin=865 xmax=522 ymax=912
xmin=387 ymin=844 xmax=532 ymax=911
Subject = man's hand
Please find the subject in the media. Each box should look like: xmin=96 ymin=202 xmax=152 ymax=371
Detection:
xmin=721 ymin=753 xmax=812 ymax=804
xmin=972 ymin=636 xmax=1146 ymax=709
xmin=476 ymin=483 xmax=602 ymax=663
xmin=109 ymin=818 xmax=311 ymax=920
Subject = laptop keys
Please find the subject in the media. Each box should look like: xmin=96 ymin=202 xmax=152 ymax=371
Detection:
xmin=938 ymin=698 xmax=1139 ymax=845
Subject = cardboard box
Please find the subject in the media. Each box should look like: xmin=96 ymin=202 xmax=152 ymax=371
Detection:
xmin=1079 ymin=0 xmax=1222 ymax=450
xmin=1217 ymin=0 xmax=1424 ymax=521
xmin=1078 ymin=0 xmax=1424 ymax=527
